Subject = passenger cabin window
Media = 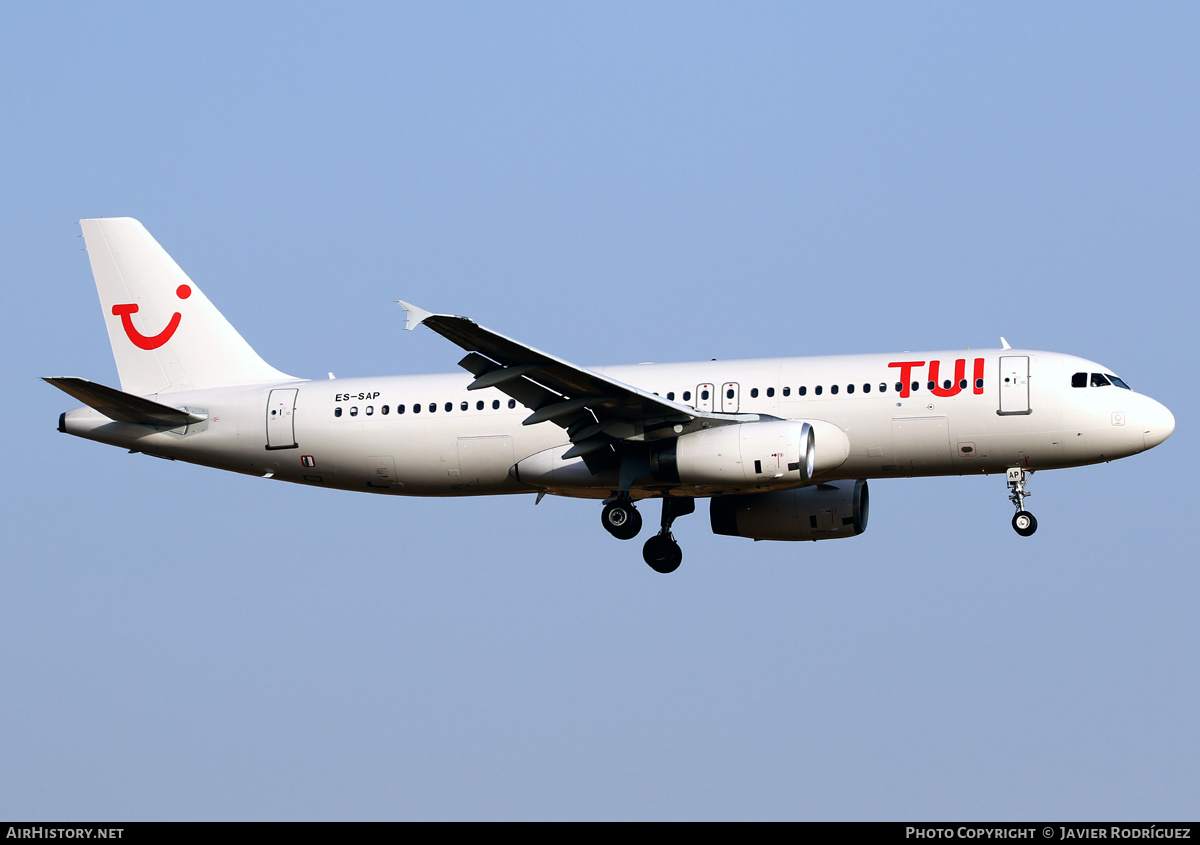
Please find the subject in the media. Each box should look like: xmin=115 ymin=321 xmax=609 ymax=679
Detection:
xmin=831 ymin=385 xmax=839 ymax=395
xmin=975 ymin=379 xmax=984 ymax=389
xmin=476 ymin=400 xmax=484 ymax=410
xmin=366 ymin=406 xmax=374 ymax=416
xmin=382 ymin=405 xmax=390 ymax=415
xmin=895 ymin=382 xmax=903 ymax=392
xmin=683 ymin=391 xmax=691 ymax=401
xmin=879 ymin=383 xmax=887 ymax=393
xmin=413 ymin=404 xmax=420 ymax=414
xmin=782 ymin=387 xmax=790 ymax=396
xmin=863 ymin=383 xmax=871 ymax=393
xmin=429 ymin=403 xmax=436 ymax=413
xmin=667 ymin=392 xmax=675 ymax=400
xmin=445 ymin=402 xmax=453 ymax=412
xmin=767 ymin=387 xmax=775 ymax=397
xmin=846 ymin=384 xmax=854 ymax=394
xmin=350 ymin=407 xmax=358 ymax=416
xmin=750 ymin=388 xmax=758 ymax=398
xmin=334 ymin=407 xmax=342 ymax=417
xmin=508 ymin=399 xmax=516 ymax=409
xmin=492 ymin=399 xmax=500 ymax=409
xmin=799 ymin=386 xmax=807 ymax=396
xmin=815 ymin=386 xmax=823 ymax=396
xmin=461 ymin=401 xmax=468 ymax=411
xmin=398 ymin=404 xmax=406 ymax=414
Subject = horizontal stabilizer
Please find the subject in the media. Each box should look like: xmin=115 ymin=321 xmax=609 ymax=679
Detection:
xmin=43 ymin=377 xmax=206 ymax=426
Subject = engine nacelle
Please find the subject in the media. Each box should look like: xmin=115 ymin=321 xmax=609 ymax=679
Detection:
xmin=657 ymin=420 xmax=815 ymax=489
xmin=805 ymin=419 xmax=851 ymax=478
xmin=709 ymin=478 xmax=869 ymax=541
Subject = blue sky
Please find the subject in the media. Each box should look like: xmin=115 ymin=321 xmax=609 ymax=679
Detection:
xmin=2 ymin=2 xmax=1196 ymax=820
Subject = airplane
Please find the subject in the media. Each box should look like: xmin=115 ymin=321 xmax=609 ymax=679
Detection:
xmin=47 ymin=218 xmax=1176 ymax=573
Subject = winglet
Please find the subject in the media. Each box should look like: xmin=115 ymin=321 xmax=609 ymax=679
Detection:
xmin=396 ymin=300 xmax=435 ymax=331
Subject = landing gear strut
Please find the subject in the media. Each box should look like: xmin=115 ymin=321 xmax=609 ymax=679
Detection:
xmin=1006 ymin=467 xmax=1038 ymax=537
xmin=601 ymin=495 xmax=642 ymax=540
xmin=642 ymin=497 xmax=695 ymax=574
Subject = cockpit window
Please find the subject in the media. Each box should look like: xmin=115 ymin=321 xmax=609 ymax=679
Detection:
xmin=1090 ymin=373 xmax=1112 ymax=387
xmin=1107 ymin=374 xmax=1131 ymax=390
xmin=1072 ymin=372 xmax=1087 ymax=388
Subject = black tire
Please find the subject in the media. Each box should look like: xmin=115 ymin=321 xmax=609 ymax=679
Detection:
xmin=642 ymin=533 xmax=683 ymax=573
xmin=1012 ymin=511 xmax=1038 ymax=537
xmin=602 ymin=501 xmax=642 ymax=540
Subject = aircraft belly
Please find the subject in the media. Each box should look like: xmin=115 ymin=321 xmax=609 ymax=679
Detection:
xmin=381 ymin=421 xmax=459 ymax=493
xmin=456 ymin=435 xmax=517 ymax=491
xmin=891 ymin=416 xmax=952 ymax=475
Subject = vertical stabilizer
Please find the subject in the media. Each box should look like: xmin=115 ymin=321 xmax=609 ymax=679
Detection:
xmin=81 ymin=218 xmax=295 ymax=395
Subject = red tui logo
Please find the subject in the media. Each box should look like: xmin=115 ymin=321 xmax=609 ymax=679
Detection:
xmin=112 ymin=285 xmax=191 ymax=350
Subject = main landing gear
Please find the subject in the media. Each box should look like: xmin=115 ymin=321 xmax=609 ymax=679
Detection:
xmin=601 ymin=495 xmax=642 ymax=540
xmin=599 ymin=495 xmax=695 ymax=573
xmin=641 ymin=498 xmax=695 ymax=574
xmin=1006 ymin=467 xmax=1038 ymax=537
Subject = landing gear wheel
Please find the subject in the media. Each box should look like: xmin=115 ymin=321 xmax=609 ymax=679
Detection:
xmin=601 ymin=501 xmax=642 ymax=540
xmin=642 ymin=533 xmax=683 ymax=574
xmin=1012 ymin=511 xmax=1038 ymax=537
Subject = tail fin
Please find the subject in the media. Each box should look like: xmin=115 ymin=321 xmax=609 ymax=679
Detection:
xmin=81 ymin=217 xmax=295 ymax=395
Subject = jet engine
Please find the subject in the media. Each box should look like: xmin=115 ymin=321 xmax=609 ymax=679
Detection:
xmin=652 ymin=420 xmax=814 ymax=488
xmin=653 ymin=418 xmax=849 ymax=489
xmin=709 ymin=478 xmax=869 ymax=541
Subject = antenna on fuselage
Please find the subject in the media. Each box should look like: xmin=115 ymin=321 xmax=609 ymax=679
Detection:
xmin=1000 ymin=337 xmax=1012 ymax=350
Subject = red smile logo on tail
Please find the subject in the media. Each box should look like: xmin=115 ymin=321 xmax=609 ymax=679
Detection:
xmin=112 ymin=284 xmax=191 ymax=350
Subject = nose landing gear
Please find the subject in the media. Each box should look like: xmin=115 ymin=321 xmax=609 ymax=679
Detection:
xmin=1006 ymin=467 xmax=1037 ymax=536
xmin=1012 ymin=510 xmax=1038 ymax=536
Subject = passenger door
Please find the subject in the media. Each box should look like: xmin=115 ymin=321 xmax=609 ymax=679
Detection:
xmin=265 ymin=388 xmax=298 ymax=450
xmin=998 ymin=356 xmax=1031 ymax=415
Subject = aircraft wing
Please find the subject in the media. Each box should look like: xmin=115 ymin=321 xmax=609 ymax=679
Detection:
xmin=398 ymin=301 xmax=744 ymax=460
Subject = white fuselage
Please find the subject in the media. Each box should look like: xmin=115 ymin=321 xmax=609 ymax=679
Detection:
xmin=60 ymin=348 xmax=1175 ymax=500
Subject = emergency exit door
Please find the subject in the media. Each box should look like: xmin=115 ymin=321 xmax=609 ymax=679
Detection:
xmin=721 ymin=382 xmax=740 ymax=413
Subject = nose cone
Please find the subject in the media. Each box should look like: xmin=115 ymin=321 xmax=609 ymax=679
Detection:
xmin=1142 ymin=398 xmax=1175 ymax=450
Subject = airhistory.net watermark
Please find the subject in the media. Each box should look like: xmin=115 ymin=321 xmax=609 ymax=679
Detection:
xmin=5 ymin=829 xmax=123 ymax=839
